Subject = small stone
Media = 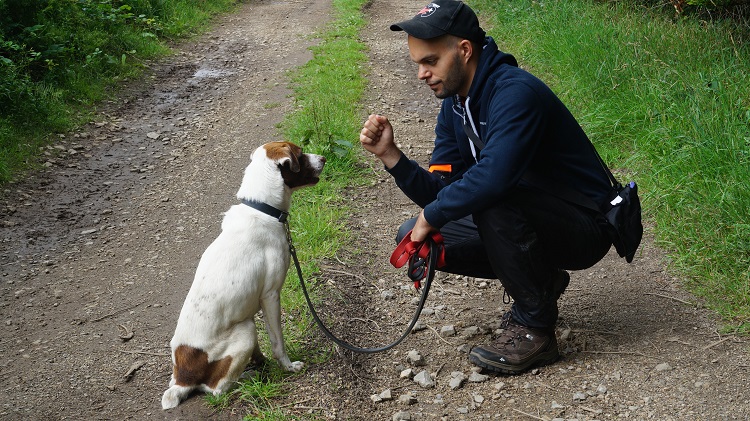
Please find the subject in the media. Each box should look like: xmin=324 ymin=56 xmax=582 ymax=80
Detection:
xmin=551 ymin=401 xmax=565 ymax=409
xmin=559 ymin=328 xmax=572 ymax=341
xmin=655 ymin=362 xmax=672 ymax=372
xmin=456 ymin=343 xmax=471 ymax=353
xmin=410 ymin=320 xmax=427 ymax=332
xmin=392 ymin=410 xmax=411 ymax=421
xmin=370 ymin=394 xmax=382 ymax=403
xmin=413 ymin=370 xmax=435 ymax=388
xmin=400 ymin=368 xmax=415 ymax=379
xmin=407 ymin=350 xmax=426 ymax=366
xmin=439 ymin=325 xmax=456 ymax=337
xmin=81 ymin=228 xmax=98 ymax=235
xmin=456 ymin=407 xmax=469 ymax=414
xmin=473 ymin=394 xmax=484 ymax=404
xmin=146 ymin=131 xmax=160 ymax=139
xmin=596 ymin=384 xmax=608 ymax=394
xmin=398 ymin=393 xmax=418 ymax=405
xmin=460 ymin=326 xmax=481 ymax=338
xmin=573 ymin=392 xmax=587 ymax=401
xmin=379 ymin=389 xmax=392 ymax=401
xmin=381 ymin=289 xmax=395 ymax=300
xmin=468 ymin=372 xmax=489 ymax=383
xmin=493 ymin=381 xmax=506 ymax=390
xmin=449 ymin=372 xmax=465 ymax=390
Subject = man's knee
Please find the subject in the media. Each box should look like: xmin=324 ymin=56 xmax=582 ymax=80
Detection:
xmin=396 ymin=217 xmax=417 ymax=244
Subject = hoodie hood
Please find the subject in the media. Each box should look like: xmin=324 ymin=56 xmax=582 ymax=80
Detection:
xmin=466 ymin=37 xmax=518 ymax=103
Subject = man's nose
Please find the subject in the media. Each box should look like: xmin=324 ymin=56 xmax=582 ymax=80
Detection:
xmin=417 ymin=65 xmax=430 ymax=80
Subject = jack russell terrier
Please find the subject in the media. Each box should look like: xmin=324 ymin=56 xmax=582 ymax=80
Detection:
xmin=162 ymin=141 xmax=325 ymax=409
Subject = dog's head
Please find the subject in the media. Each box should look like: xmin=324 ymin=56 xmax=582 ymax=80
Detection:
xmin=262 ymin=141 xmax=325 ymax=190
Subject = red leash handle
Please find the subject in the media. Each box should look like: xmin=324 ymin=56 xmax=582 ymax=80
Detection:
xmin=390 ymin=230 xmax=446 ymax=289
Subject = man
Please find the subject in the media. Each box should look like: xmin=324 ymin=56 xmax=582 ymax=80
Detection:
xmin=360 ymin=0 xmax=614 ymax=375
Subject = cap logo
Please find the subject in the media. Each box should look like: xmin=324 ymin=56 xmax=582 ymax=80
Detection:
xmin=417 ymin=3 xmax=440 ymax=18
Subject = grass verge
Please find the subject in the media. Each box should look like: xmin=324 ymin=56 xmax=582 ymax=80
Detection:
xmin=469 ymin=0 xmax=750 ymax=332
xmin=207 ymin=0 xmax=371 ymax=418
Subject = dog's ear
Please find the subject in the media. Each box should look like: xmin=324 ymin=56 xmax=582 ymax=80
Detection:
xmin=278 ymin=145 xmax=300 ymax=173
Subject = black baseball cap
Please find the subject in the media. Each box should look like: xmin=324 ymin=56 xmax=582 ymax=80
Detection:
xmin=390 ymin=0 xmax=486 ymax=44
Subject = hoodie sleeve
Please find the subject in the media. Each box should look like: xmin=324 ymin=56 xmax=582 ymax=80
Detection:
xmin=386 ymin=101 xmax=467 ymax=208
xmin=422 ymin=80 xmax=547 ymax=228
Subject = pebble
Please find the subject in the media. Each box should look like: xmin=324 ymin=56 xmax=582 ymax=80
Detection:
xmin=456 ymin=343 xmax=471 ymax=353
xmin=449 ymin=372 xmax=465 ymax=390
xmin=551 ymin=401 xmax=565 ymax=409
xmin=400 ymin=368 xmax=415 ymax=379
xmin=440 ymin=325 xmax=456 ymax=336
xmin=398 ymin=393 xmax=418 ymax=405
xmin=468 ymin=372 xmax=489 ymax=383
xmin=392 ymin=410 xmax=411 ymax=421
xmin=573 ymin=392 xmax=587 ymax=401
xmin=655 ymin=362 xmax=672 ymax=371
xmin=406 ymin=350 xmax=425 ymax=366
xmin=410 ymin=320 xmax=427 ymax=332
xmin=460 ymin=326 xmax=481 ymax=338
xmin=413 ymin=370 xmax=435 ymax=388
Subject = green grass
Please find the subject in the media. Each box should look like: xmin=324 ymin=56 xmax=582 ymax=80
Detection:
xmin=469 ymin=0 xmax=750 ymax=332
xmin=205 ymin=0 xmax=371 ymax=417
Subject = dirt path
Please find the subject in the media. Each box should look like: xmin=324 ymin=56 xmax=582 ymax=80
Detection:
xmin=1 ymin=0 xmax=748 ymax=420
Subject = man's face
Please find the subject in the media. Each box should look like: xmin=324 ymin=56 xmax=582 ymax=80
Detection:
xmin=408 ymin=35 xmax=469 ymax=99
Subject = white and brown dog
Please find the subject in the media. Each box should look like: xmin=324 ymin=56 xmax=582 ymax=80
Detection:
xmin=161 ymin=141 xmax=325 ymax=410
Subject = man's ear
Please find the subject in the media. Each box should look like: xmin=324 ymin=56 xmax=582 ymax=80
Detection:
xmin=458 ymin=39 xmax=473 ymax=64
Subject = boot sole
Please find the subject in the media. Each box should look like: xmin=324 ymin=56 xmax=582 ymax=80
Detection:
xmin=468 ymin=347 xmax=560 ymax=375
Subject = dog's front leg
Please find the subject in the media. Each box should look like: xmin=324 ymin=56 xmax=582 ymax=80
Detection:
xmin=260 ymin=292 xmax=304 ymax=372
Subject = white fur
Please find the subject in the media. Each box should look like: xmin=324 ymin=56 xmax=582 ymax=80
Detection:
xmin=162 ymin=142 xmax=324 ymax=410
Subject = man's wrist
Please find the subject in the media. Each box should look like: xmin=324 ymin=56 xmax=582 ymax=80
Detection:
xmin=378 ymin=147 xmax=403 ymax=169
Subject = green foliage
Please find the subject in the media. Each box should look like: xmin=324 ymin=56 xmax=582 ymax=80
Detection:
xmin=469 ymin=0 xmax=750 ymax=332
xmin=203 ymin=0 xmax=372 ymax=417
xmin=283 ymin=0 xmax=368 ymax=164
xmin=0 ymin=0 xmax=238 ymax=182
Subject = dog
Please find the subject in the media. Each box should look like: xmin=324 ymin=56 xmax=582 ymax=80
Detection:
xmin=161 ymin=141 xmax=325 ymax=410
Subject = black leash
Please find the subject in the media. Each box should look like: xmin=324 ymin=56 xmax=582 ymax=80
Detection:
xmin=286 ymin=221 xmax=437 ymax=354
xmin=241 ymin=198 xmax=437 ymax=354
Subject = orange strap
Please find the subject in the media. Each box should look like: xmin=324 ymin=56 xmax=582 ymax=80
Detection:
xmin=428 ymin=164 xmax=452 ymax=173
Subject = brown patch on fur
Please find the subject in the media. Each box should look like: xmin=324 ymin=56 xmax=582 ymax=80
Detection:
xmin=264 ymin=141 xmax=301 ymax=172
xmin=172 ymin=345 xmax=233 ymax=389
xmin=264 ymin=141 xmax=322 ymax=188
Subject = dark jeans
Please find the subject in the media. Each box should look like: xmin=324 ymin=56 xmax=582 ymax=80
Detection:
xmin=397 ymin=186 xmax=612 ymax=329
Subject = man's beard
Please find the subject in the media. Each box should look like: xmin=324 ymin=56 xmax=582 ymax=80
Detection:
xmin=434 ymin=52 xmax=466 ymax=99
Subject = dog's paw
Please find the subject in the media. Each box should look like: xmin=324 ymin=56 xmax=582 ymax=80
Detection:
xmin=161 ymin=390 xmax=180 ymax=410
xmin=285 ymin=361 xmax=304 ymax=372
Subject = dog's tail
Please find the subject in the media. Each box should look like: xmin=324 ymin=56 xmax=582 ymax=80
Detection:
xmin=161 ymin=384 xmax=194 ymax=410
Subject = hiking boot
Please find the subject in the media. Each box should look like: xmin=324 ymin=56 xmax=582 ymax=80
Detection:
xmin=553 ymin=269 xmax=570 ymax=300
xmin=469 ymin=313 xmax=559 ymax=375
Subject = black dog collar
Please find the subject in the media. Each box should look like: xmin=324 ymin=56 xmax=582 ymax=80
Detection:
xmin=240 ymin=199 xmax=288 ymax=223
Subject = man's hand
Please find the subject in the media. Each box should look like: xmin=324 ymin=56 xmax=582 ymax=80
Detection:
xmin=360 ymin=114 xmax=402 ymax=169
xmin=410 ymin=211 xmax=437 ymax=243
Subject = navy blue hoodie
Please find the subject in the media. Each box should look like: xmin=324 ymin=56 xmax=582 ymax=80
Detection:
xmin=387 ymin=37 xmax=613 ymax=228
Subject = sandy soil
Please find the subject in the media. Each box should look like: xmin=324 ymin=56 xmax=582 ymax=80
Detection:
xmin=1 ymin=0 xmax=748 ymax=420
